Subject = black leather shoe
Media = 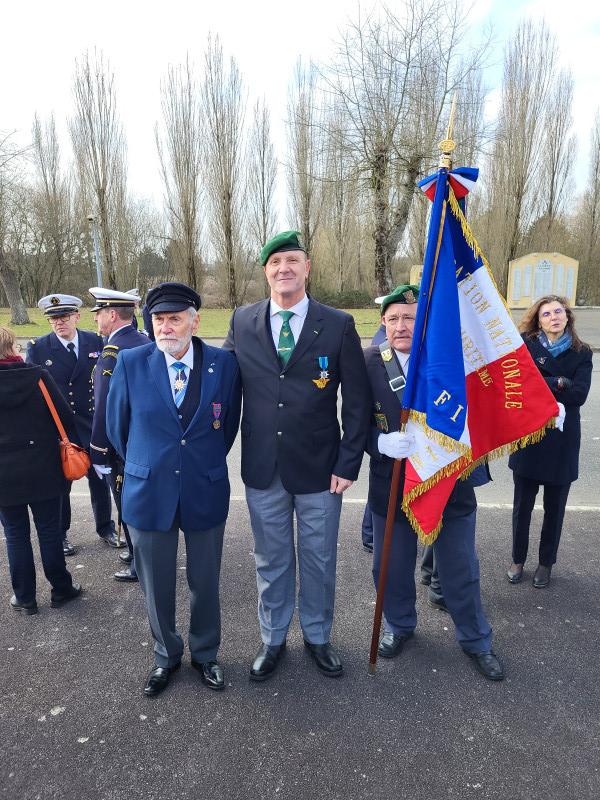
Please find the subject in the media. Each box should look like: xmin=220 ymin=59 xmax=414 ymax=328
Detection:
xmin=428 ymin=596 xmax=449 ymax=613
xmin=50 ymin=582 xmax=82 ymax=608
xmin=119 ymin=550 xmax=134 ymax=564
xmin=466 ymin=650 xmax=504 ymax=681
xmin=10 ymin=595 xmax=38 ymax=615
xmin=303 ymin=641 xmax=343 ymax=677
xmin=62 ymin=537 xmax=76 ymax=557
xmin=144 ymin=662 xmax=181 ymax=697
xmin=99 ymin=530 xmax=125 ymax=549
xmin=114 ymin=568 xmax=138 ymax=583
xmin=377 ymin=631 xmax=414 ymax=658
xmin=191 ymin=659 xmax=225 ymax=690
xmin=250 ymin=642 xmax=286 ymax=681
xmin=507 ymin=564 xmax=524 ymax=584
xmin=533 ymin=564 xmax=552 ymax=588
xmin=362 ymin=542 xmax=374 ymax=554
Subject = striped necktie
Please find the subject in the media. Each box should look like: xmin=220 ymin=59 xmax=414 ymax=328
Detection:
xmin=277 ymin=310 xmax=295 ymax=366
xmin=170 ymin=361 xmax=188 ymax=407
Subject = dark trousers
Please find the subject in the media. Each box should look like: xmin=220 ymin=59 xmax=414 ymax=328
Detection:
xmin=60 ymin=464 xmax=113 ymax=538
xmin=512 ymin=475 xmax=571 ymax=566
xmin=361 ymin=503 xmax=373 ymax=547
xmin=420 ymin=545 xmax=443 ymax=601
xmin=0 ymin=497 xmax=73 ymax=603
xmin=372 ymin=510 xmax=492 ymax=653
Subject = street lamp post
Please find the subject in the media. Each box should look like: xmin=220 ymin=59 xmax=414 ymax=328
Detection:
xmin=87 ymin=214 xmax=103 ymax=288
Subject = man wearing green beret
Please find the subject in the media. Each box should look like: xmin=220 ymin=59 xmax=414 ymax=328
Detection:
xmin=224 ymin=230 xmax=370 ymax=681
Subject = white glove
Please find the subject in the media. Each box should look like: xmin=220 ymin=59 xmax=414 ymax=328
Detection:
xmin=378 ymin=431 xmax=417 ymax=460
xmin=555 ymin=402 xmax=566 ymax=432
xmin=93 ymin=465 xmax=112 ymax=480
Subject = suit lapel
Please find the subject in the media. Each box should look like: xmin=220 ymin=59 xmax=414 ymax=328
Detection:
xmin=284 ymin=298 xmax=323 ymax=372
xmin=254 ymin=299 xmax=280 ymax=368
xmin=50 ymin=332 xmax=76 ymax=373
xmin=185 ymin=340 xmax=218 ymax=433
xmin=70 ymin=331 xmax=90 ymax=383
xmin=148 ymin=346 xmax=181 ymax=426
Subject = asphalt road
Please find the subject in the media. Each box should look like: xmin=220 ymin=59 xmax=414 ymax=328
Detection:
xmin=1 ymin=325 xmax=598 ymax=800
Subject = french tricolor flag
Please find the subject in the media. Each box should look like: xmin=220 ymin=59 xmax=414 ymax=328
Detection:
xmin=401 ymin=167 xmax=558 ymax=542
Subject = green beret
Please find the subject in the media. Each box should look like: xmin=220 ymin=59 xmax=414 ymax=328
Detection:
xmin=380 ymin=284 xmax=420 ymax=315
xmin=260 ymin=230 xmax=306 ymax=266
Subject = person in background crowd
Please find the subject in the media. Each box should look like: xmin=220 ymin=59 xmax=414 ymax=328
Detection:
xmin=27 ymin=294 xmax=115 ymax=556
xmin=507 ymin=295 xmax=593 ymax=588
xmin=0 ymin=326 xmax=82 ymax=614
xmin=88 ymin=287 xmax=149 ymax=582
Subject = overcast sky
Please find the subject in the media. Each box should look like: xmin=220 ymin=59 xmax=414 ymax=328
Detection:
xmin=2 ymin=0 xmax=599 ymax=222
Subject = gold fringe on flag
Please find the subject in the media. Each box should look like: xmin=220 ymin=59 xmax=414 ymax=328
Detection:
xmin=401 ymin=419 xmax=555 ymax=544
xmin=408 ymin=409 xmax=471 ymax=455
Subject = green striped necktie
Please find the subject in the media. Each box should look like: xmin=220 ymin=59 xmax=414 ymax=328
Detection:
xmin=277 ymin=310 xmax=295 ymax=366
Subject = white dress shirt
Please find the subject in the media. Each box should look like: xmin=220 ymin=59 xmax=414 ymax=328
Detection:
xmin=163 ymin=343 xmax=194 ymax=400
xmin=394 ymin=349 xmax=410 ymax=376
xmin=56 ymin=330 xmax=79 ymax=358
xmin=269 ymin=294 xmax=310 ymax=351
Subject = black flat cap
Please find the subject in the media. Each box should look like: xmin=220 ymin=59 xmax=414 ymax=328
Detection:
xmin=146 ymin=282 xmax=201 ymax=314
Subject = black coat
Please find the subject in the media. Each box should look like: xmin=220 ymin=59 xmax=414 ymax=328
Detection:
xmin=0 ymin=362 xmax=79 ymax=506
xmin=26 ymin=329 xmax=102 ymax=449
xmin=363 ymin=345 xmax=489 ymax=522
xmin=223 ymin=297 xmax=370 ymax=493
xmin=509 ymin=336 xmax=593 ymax=485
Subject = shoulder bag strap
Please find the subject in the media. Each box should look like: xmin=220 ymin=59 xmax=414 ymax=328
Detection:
xmin=378 ymin=342 xmax=406 ymax=406
xmin=38 ymin=379 xmax=69 ymax=444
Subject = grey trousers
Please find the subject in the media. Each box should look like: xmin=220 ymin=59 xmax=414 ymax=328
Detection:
xmin=245 ymin=474 xmax=343 ymax=646
xmin=129 ymin=522 xmax=225 ymax=668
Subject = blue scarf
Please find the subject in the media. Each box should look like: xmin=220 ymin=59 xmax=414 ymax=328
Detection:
xmin=538 ymin=330 xmax=572 ymax=357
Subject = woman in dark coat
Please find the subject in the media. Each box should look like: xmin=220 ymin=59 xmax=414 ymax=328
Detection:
xmin=0 ymin=326 xmax=82 ymax=614
xmin=507 ymin=296 xmax=593 ymax=588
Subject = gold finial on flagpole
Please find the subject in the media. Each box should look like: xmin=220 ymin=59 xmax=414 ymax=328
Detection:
xmin=438 ymin=92 xmax=458 ymax=169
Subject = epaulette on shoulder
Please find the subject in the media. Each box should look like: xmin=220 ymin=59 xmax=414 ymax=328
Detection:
xmin=101 ymin=344 xmax=120 ymax=359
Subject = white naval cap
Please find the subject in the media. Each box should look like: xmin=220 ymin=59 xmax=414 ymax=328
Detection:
xmin=89 ymin=287 xmax=141 ymax=312
xmin=38 ymin=294 xmax=83 ymax=317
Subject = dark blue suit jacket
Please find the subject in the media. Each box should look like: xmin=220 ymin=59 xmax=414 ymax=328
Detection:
xmin=223 ymin=297 xmax=370 ymax=493
xmin=90 ymin=324 xmax=149 ymax=465
xmin=106 ymin=338 xmax=242 ymax=532
xmin=26 ymin=329 xmax=102 ymax=448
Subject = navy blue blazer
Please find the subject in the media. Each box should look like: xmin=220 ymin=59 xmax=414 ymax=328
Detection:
xmin=90 ymin=324 xmax=149 ymax=465
xmin=223 ymin=297 xmax=370 ymax=493
xmin=26 ymin=329 xmax=102 ymax=448
xmin=364 ymin=345 xmax=489 ymax=522
xmin=106 ymin=338 xmax=242 ymax=532
xmin=509 ymin=336 xmax=593 ymax=485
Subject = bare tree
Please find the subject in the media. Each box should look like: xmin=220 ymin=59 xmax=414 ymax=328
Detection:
xmin=246 ymin=98 xmax=277 ymax=268
xmin=287 ymin=58 xmax=325 ymax=287
xmin=0 ymin=131 xmax=30 ymax=323
xmin=156 ymin=58 xmax=203 ymax=290
xmin=202 ymin=34 xmax=247 ymax=307
xmin=577 ymin=111 xmax=600 ymax=302
xmin=484 ymin=19 xmax=558 ymax=293
xmin=70 ymin=49 xmax=127 ymax=289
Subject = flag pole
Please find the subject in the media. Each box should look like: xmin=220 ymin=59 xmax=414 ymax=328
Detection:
xmin=368 ymin=95 xmax=458 ymax=675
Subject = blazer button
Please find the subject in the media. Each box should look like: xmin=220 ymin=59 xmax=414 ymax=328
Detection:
xmin=279 ymin=374 xmax=284 ymax=379
xmin=181 ymin=439 xmax=186 ymax=445
xmin=277 ymin=431 xmax=282 ymax=436
xmin=278 ymin=403 xmax=283 ymax=408
xmin=69 ymin=391 xmax=73 ymax=396
xmin=175 ymin=470 xmax=180 ymax=475
xmin=29 ymin=440 xmax=34 ymax=445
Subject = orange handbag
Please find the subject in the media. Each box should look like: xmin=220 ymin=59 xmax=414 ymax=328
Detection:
xmin=38 ymin=379 xmax=92 ymax=480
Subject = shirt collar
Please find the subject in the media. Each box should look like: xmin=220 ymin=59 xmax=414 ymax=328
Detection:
xmin=108 ymin=323 xmax=131 ymax=343
xmin=163 ymin=341 xmax=194 ymax=370
xmin=270 ymin=294 xmax=309 ymax=319
xmin=56 ymin=331 xmax=79 ymax=350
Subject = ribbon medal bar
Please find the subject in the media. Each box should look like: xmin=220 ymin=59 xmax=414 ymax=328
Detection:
xmin=212 ymin=402 xmax=222 ymax=429
xmin=312 ymin=356 xmax=330 ymax=389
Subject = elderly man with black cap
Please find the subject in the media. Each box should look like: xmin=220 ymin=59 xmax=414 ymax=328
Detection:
xmin=364 ymin=285 xmax=503 ymax=682
xmin=223 ymin=231 xmax=370 ymax=681
xmin=106 ymin=282 xmax=241 ymax=697
xmin=89 ymin=287 xmax=149 ymax=579
xmin=27 ymin=293 xmax=113 ymax=556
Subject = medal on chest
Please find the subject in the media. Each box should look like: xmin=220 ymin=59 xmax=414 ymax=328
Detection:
xmin=313 ymin=356 xmax=330 ymax=389
xmin=212 ymin=402 xmax=222 ymax=429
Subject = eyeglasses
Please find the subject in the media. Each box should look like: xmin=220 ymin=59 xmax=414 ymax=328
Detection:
xmin=539 ymin=308 xmax=565 ymax=319
xmin=48 ymin=314 xmax=76 ymax=323
xmin=384 ymin=315 xmax=416 ymax=326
